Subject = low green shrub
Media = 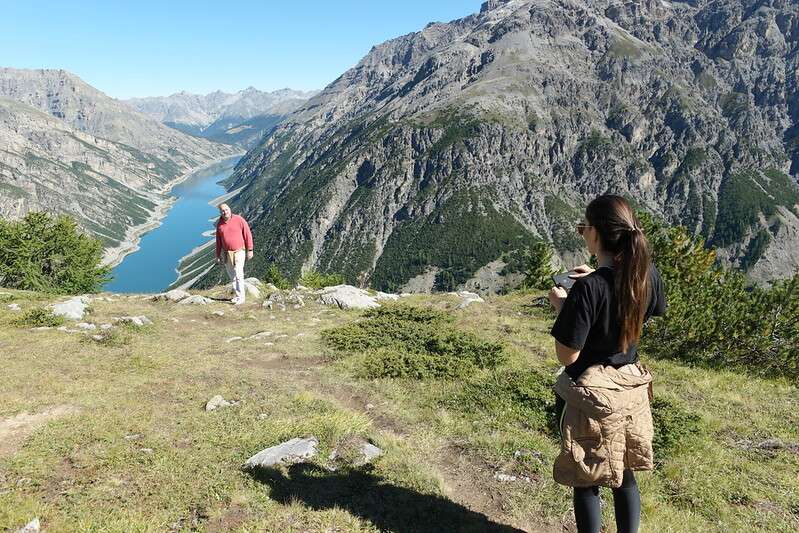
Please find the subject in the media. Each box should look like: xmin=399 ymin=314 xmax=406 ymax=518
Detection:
xmin=13 ymin=307 xmax=65 ymax=328
xmin=359 ymin=346 xmax=475 ymax=379
xmin=651 ymin=396 xmax=703 ymax=464
xmin=322 ymin=304 xmax=506 ymax=379
xmin=262 ymin=263 xmax=291 ymax=290
xmin=447 ymin=368 xmax=558 ymax=435
xmin=299 ymin=270 xmax=345 ymax=290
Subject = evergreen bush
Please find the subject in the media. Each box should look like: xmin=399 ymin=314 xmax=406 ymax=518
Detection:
xmin=639 ymin=213 xmax=799 ymax=380
xmin=0 ymin=212 xmax=110 ymax=294
xmin=299 ymin=269 xmax=345 ymax=290
xmin=519 ymin=241 xmax=556 ymax=290
xmin=262 ymin=263 xmax=291 ymax=290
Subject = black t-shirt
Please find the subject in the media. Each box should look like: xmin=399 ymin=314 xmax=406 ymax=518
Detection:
xmin=550 ymin=264 xmax=667 ymax=379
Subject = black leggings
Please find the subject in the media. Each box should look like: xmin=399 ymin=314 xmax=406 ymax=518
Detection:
xmin=573 ymin=469 xmax=640 ymax=533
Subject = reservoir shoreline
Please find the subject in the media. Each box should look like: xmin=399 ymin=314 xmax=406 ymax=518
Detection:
xmin=101 ymin=153 xmax=244 ymax=269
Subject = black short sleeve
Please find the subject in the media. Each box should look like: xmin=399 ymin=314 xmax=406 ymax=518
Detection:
xmin=550 ymin=279 xmax=596 ymax=351
xmin=649 ymin=265 xmax=667 ymax=317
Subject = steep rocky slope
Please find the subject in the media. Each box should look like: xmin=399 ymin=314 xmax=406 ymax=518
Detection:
xmin=126 ymin=88 xmax=316 ymax=148
xmin=195 ymin=0 xmax=799 ymax=291
xmin=0 ymin=68 xmax=237 ymax=262
xmin=0 ymin=97 xmax=166 ymax=246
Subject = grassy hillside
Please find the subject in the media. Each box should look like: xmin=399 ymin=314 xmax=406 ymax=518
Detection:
xmin=0 ymin=287 xmax=797 ymax=531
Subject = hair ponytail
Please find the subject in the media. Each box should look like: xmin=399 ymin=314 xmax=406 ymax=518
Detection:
xmin=586 ymin=196 xmax=651 ymax=352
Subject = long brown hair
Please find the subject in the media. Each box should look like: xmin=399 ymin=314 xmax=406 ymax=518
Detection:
xmin=585 ymin=195 xmax=651 ymax=352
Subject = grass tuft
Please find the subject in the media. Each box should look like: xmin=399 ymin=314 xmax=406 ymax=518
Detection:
xmin=13 ymin=307 xmax=65 ymax=328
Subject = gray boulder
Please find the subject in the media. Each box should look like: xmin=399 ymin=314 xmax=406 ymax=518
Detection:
xmin=316 ymin=285 xmax=380 ymax=310
xmin=244 ymin=282 xmax=261 ymax=299
xmin=452 ymin=290 xmax=484 ymax=309
xmin=7 ymin=303 xmax=21 ymax=312
xmin=244 ymin=437 xmax=319 ymax=469
xmin=51 ymin=296 xmax=89 ymax=320
xmin=178 ymin=295 xmax=213 ymax=305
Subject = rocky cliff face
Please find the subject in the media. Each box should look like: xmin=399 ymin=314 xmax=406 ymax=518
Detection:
xmin=126 ymin=88 xmax=317 ymax=148
xmin=0 ymin=68 xmax=237 ymax=260
xmin=198 ymin=0 xmax=799 ymax=291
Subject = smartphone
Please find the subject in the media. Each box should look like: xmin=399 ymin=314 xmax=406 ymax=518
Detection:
xmin=552 ymin=270 xmax=579 ymax=291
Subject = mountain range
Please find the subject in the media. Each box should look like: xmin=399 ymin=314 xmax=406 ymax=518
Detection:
xmin=0 ymin=68 xmax=238 ymax=263
xmin=188 ymin=0 xmax=799 ymax=292
xmin=125 ymin=88 xmax=317 ymax=148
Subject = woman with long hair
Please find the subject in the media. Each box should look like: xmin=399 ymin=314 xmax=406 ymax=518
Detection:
xmin=547 ymin=195 xmax=667 ymax=533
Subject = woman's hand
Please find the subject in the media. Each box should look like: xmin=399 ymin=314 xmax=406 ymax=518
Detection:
xmin=569 ymin=264 xmax=595 ymax=279
xmin=548 ymin=286 xmax=567 ymax=313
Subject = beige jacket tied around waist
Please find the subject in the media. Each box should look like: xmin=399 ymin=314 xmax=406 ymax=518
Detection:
xmin=553 ymin=363 xmax=655 ymax=488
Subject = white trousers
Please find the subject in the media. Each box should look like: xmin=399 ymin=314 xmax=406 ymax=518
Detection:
xmin=224 ymin=249 xmax=246 ymax=302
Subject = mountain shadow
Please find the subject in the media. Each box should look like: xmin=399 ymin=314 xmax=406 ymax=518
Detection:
xmin=249 ymin=463 xmax=527 ymax=533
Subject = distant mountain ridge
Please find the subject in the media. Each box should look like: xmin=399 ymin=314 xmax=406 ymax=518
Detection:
xmin=190 ymin=0 xmax=799 ymax=292
xmin=126 ymin=87 xmax=317 ymax=148
xmin=0 ymin=68 xmax=237 ymax=263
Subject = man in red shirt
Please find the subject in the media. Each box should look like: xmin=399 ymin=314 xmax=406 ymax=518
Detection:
xmin=215 ymin=203 xmax=254 ymax=305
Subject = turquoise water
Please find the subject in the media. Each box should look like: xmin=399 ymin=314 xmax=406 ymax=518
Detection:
xmin=104 ymin=157 xmax=240 ymax=293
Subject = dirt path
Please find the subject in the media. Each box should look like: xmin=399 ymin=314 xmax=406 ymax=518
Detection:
xmin=0 ymin=405 xmax=79 ymax=459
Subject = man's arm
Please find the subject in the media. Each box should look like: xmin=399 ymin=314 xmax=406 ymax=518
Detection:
xmin=215 ymin=223 xmax=222 ymax=261
xmin=242 ymin=217 xmax=254 ymax=259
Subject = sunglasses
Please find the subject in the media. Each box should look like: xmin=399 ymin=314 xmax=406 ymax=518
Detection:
xmin=576 ymin=223 xmax=592 ymax=236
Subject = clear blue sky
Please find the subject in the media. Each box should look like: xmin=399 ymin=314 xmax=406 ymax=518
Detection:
xmin=0 ymin=0 xmax=482 ymax=99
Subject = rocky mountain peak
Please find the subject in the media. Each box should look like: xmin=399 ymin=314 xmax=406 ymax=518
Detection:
xmin=480 ymin=0 xmax=517 ymax=14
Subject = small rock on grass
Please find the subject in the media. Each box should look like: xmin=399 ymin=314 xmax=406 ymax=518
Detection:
xmin=328 ymin=438 xmax=383 ymax=470
xmin=76 ymin=322 xmax=96 ymax=330
xmin=244 ymin=437 xmax=319 ymax=469
xmin=494 ymin=472 xmax=531 ymax=483
xmin=152 ymin=289 xmax=190 ymax=302
xmin=225 ymin=336 xmax=243 ymax=343
xmin=178 ymin=295 xmax=213 ymax=305
xmin=7 ymin=303 xmax=21 ymax=311
xmin=205 ymin=395 xmax=239 ymax=411
xmin=115 ymin=316 xmax=152 ymax=327
xmin=16 ymin=518 xmax=40 ymax=533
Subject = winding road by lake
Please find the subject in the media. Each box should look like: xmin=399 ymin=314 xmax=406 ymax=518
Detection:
xmin=104 ymin=156 xmax=241 ymax=293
